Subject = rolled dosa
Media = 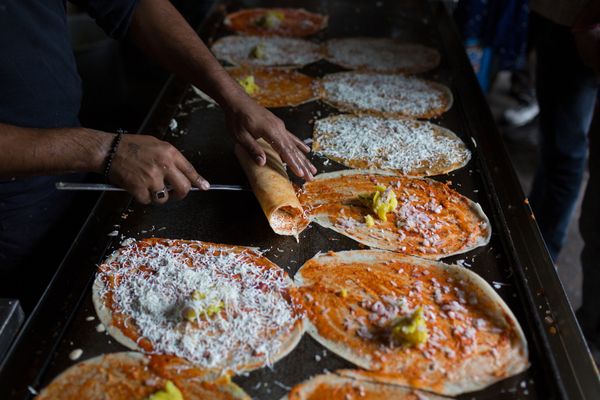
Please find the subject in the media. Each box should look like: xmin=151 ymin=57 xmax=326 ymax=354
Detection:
xmin=235 ymin=139 xmax=309 ymax=237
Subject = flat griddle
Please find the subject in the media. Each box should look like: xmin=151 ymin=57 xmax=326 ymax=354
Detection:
xmin=1 ymin=0 xmax=599 ymax=398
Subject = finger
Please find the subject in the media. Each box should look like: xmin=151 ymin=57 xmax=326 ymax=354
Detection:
xmin=268 ymin=139 xmax=304 ymax=177
xmin=295 ymin=150 xmax=314 ymax=180
xmin=236 ymin=130 xmax=267 ymax=166
xmin=149 ymin=181 xmax=169 ymax=205
xmin=288 ymin=133 xmax=311 ymax=153
xmin=132 ymin=186 xmax=152 ymax=205
xmin=164 ymin=168 xmax=192 ymax=200
xmin=293 ymin=146 xmax=317 ymax=176
xmin=174 ymin=156 xmax=210 ymax=191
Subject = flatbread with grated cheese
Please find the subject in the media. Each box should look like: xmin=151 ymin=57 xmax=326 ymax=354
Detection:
xmin=312 ymin=114 xmax=471 ymax=176
xmin=284 ymin=372 xmax=450 ymax=400
xmin=325 ymin=38 xmax=441 ymax=74
xmin=211 ymin=35 xmax=322 ymax=67
xmin=36 ymin=352 xmax=250 ymax=399
xmin=320 ymin=72 xmax=452 ymax=119
xmin=224 ymin=8 xmax=328 ymax=37
xmin=92 ymin=238 xmax=304 ymax=374
xmin=295 ymin=250 xmax=529 ymax=396
xmin=227 ymin=67 xmax=321 ymax=108
xmin=298 ymin=170 xmax=490 ymax=259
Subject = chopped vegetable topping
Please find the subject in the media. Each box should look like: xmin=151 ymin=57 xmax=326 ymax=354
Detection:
xmin=359 ymin=185 xmax=398 ymax=221
xmin=248 ymin=43 xmax=266 ymax=59
xmin=364 ymin=214 xmax=375 ymax=227
xmin=339 ymin=288 xmax=348 ymax=298
xmin=184 ymin=290 xmax=225 ymax=322
xmin=237 ymin=75 xmax=260 ymax=95
xmin=392 ymin=307 xmax=429 ymax=346
xmin=147 ymin=381 xmax=183 ymax=400
xmin=254 ymin=11 xmax=285 ymax=29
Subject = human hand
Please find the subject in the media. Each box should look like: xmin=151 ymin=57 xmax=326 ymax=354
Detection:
xmin=107 ymin=134 xmax=209 ymax=204
xmin=223 ymin=97 xmax=316 ymax=180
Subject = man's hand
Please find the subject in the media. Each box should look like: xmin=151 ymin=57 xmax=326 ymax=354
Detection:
xmin=224 ymin=98 xmax=316 ymax=180
xmin=128 ymin=0 xmax=317 ymax=181
xmin=108 ymin=134 xmax=209 ymax=204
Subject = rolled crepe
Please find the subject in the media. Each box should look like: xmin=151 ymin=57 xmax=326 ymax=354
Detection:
xmin=235 ymin=139 xmax=309 ymax=237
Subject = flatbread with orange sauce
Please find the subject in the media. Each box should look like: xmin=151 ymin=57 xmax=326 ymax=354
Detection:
xmin=224 ymin=8 xmax=328 ymax=37
xmin=295 ymin=250 xmax=529 ymax=396
xmin=36 ymin=352 xmax=249 ymax=400
xmin=284 ymin=373 xmax=450 ymax=400
xmin=92 ymin=238 xmax=304 ymax=374
xmin=298 ymin=170 xmax=490 ymax=259
xmin=325 ymin=38 xmax=441 ymax=74
xmin=228 ymin=67 xmax=320 ymax=108
xmin=320 ymin=72 xmax=452 ymax=119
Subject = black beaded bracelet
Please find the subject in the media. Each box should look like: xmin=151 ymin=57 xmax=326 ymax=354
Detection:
xmin=103 ymin=130 xmax=124 ymax=181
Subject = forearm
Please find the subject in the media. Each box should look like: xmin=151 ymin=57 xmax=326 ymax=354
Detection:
xmin=0 ymin=124 xmax=111 ymax=178
xmin=128 ymin=0 xmax=246 ymax=110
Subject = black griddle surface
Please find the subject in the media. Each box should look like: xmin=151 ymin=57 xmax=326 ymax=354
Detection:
xmin=1 ymin=1 xmax=598 ymax=399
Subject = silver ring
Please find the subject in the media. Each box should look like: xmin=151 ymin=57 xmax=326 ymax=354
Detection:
xmin=153 ymin=186 xmax=168 ymax=201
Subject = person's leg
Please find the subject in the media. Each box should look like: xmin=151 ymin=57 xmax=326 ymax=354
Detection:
xmin=578 ymin=113 xmax=600 ymax=347
xmin=529 ymin=13 xmax=598 ymax=260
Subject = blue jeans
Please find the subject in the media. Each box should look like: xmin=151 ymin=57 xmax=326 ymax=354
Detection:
xmin=529 ymin=13 xmax=598 ymax=261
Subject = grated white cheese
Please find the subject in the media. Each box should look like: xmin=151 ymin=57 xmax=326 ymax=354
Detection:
xmin=322 ymin=72 xmax=450 ymax=117
xmin=314 ymin=115 xmax=470 ymax=175
xmin=211 ymin=35 xmax=321 ymax=67
xmin=325 ymin=38 xmax=440 ymax=73
xmin=97 ymin=240 xmax=299 ymax=372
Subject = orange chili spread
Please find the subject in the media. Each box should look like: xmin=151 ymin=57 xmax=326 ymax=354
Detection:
xmin=299 ymin=174 xmax=489 ymax=257
xmin=298 ymin=256 xmax=517 ymax=391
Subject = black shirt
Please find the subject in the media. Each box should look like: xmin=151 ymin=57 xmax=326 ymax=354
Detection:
xmin=0 ymin=0 xmax=138 ymax=128
xmin=0 ymin=0 xmax=138 ymax=250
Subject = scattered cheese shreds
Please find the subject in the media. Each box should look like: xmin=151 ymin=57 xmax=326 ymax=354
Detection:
xmin=323 ymin=72 xmax=449 ymax=117
xmin=97 ymin=240 xmax=299 ymax=372
xmin=314 ymin=115 xmax=470 ymax=174
xmin=212 ymin=36 xmax=321 ymax=67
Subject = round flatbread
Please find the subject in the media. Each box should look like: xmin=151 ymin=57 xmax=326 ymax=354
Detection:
xmin=36 ymin=352 xmax=250 ymax=399
xmin=325 ymin=38 xmax=441 ymax=74
xmin=295 ymin=250 xmax=529 ymax=396
xmin=227 ymin=67 xmax=321 ymax=108
xmin=298 ymin=170 xmax=490 ymax=259
xmin=211 ymin=35 xmax=322 ymax=67
xmin=312 ymin=114 xmax=471 ymax=176
xmin=321 ymin=72 xmax=452 ymax=119
xmin=224 ymin=8 xmax=328 ymax=37
xmin=284 ymin=373 xmax=450 ymax=400
xmin=93 ymin=238 xmax=304 ymax=374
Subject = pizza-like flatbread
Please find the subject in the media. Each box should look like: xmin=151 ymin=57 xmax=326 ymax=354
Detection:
xmin=312 ymin=115 xmax=471 ymax=176
xmin=298 ymin=170 xmax=490 ymax=259
xmin=36 ymin=352 xmax=250 ymax=400
xmin=284 ymin=373 xmax=450 ymax=400
xmin=227 ymin=67 xmax=321 ymax=108
xmin=325 ymin=38 xmax=441 ymax=74
xmin=211 ymin=35 xmax=322 ymax=67
xmin=93 ymin=238 xmax=304 ymax=374
xmin=321 ymin=72 xmax=452 ymax=119
xmin=295 ymin=250 xmax=529 ymax=396
xmin=224 ymin=8 xmax=328 ymax=37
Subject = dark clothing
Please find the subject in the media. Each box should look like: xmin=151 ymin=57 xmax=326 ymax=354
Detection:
xmin=529 ymin=13 xmax=598 ymax=260
xmin=578 ymin=117 xmax=600 ymax=347
xmin=0 ymin=1 xmax=137 ymax=279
